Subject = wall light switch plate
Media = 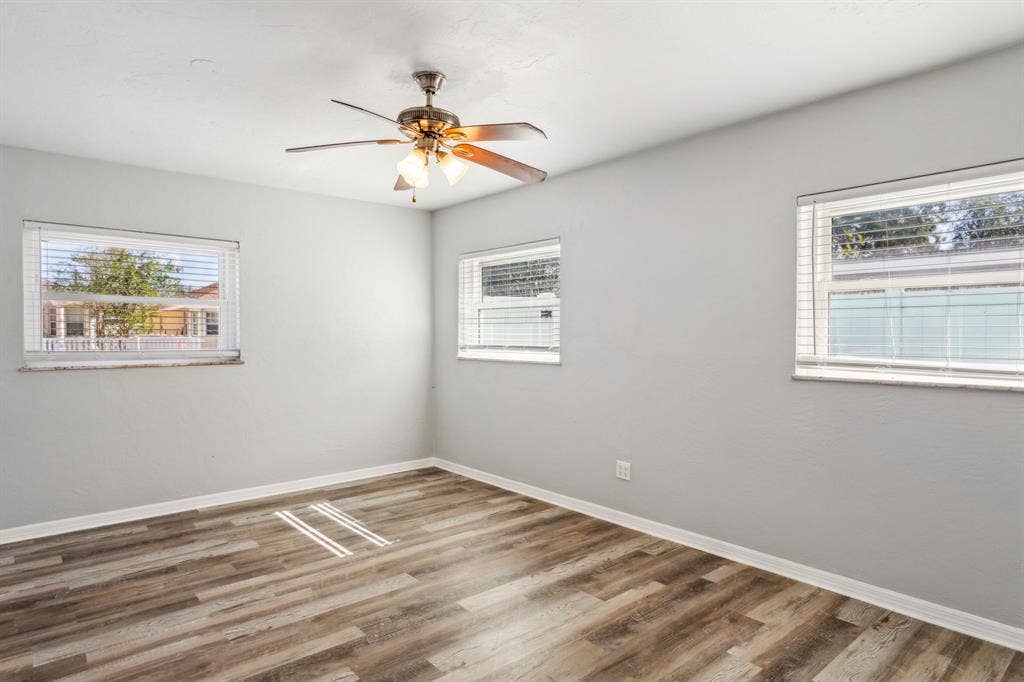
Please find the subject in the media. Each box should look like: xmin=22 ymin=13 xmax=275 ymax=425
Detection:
xmin=615 ymin=460 xmax=631 ymax=481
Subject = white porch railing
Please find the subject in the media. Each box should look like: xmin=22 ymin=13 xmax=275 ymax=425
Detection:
xmin=44 ymin=336 xmax=215 ymax=352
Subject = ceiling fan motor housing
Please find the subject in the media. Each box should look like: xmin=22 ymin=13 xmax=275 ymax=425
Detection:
xmin=397 ymin=106 xmax=460 ymax=135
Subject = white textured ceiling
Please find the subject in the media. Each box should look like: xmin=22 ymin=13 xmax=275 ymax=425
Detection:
xmin=2 ymin=2 xmax=1022 ymax=211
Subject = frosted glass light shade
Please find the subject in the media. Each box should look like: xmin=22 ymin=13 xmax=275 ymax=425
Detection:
xmin=397 ymin=148 xmax=428 ymax=184
xmin=438 ymin=151 xmax=468 ymax=186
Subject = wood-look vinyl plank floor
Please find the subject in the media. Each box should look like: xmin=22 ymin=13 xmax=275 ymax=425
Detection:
xmin=0 ymin=468 xmax=1019 ymax=681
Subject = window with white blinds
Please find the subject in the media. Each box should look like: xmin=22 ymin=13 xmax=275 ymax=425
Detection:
xmin=23 ymin=221 xmax=240 ymax=369
xmin=796 ymin=163 xmax=1024 ymax=391
xmin=458 ymin=238 xmax=560 ymax=364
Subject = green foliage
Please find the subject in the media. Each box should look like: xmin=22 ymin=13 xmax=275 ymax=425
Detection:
xmin=482 ymin=257 xmax=560 ymax=298
xmin=832 ymin=190 xmax=1024 ymax=260
xmin=50 ymin=248 xmax=183 ymax=337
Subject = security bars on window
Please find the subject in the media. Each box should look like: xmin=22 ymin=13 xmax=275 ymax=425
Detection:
xmin=795 ymin=163 xmax=1024 ymax=390
xmin=458 ymin=238 xmax=560 ymax=363
xmin=23 ymin=221 xmax=240 ymax=369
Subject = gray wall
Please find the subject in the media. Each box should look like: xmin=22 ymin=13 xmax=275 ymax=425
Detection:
xmin=0 ymin=146 xmax=433 ymax=528
xmin=431 ymin=46 xmax=1024 ymax=627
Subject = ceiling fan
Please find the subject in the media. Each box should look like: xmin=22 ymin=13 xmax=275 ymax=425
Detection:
xmin=286 ymin=71 xmax=547 ymax=201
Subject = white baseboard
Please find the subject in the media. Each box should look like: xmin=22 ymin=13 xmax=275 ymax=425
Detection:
xmin=0 ymin=458 xmax=435 ymax=545
xmin=432 ymin=458 xmax=1024 ymax=652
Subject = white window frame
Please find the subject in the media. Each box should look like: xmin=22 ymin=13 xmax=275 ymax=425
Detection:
xmin=458 ymin=238 xmax=561 ymax=365
xmin=22 ymin=221 xmax=241 ymax=370
xmin=795 ymin=164 xmax=1024 ymax=391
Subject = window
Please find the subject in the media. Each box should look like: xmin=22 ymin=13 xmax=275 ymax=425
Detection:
xmin=63 ymin=308 xmax=85 ymax=337
xmin=23 ymin=221 xmax=240 ymax=369
xmin=205 ymin=311 xmax=219 ymax=336
xmin=796 ymin=164 xmax=1023 ymax=391
xmin=458 ymin=238 xmax=560 ymax=363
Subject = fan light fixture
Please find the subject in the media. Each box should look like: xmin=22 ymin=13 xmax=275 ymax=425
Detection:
xmin=397 ymin=148 xmax=428 ymax=185
xmin=437 ymin=151 xmax=468 ymax=186
xmin=285 ymin=71 xmax=548 ymax=202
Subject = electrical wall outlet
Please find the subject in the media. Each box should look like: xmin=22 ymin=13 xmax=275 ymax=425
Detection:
xmin=615 ymin=460 xmax=631 ymax=481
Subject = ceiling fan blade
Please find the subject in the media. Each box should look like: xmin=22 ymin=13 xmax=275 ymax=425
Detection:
xmin=451 ymin=144 xmax=547 ymax=183
xmin=285 ymin=139 xmax=408 ymax=153
xmin=444 ymin=123 xmax=547 ymax=142
xmin=394 ymin=175 xmax=413 ymax=191
xmin=331 ymin=99 xmax=422 ymax=137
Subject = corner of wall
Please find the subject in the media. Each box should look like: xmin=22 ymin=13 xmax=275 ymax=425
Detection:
xmin=427 ymin=207 xmax=440 ymax=461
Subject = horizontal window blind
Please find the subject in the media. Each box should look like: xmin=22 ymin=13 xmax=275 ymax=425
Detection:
xmin=23 ymin=221 xmax=240 ymax=368
xmin=458 ymin=238 xmax=560 ymax=364
xmin=795 ymin=163 xmax=1024 ymax=390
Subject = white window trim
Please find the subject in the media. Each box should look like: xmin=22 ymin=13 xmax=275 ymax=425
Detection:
xmin=457 ymin=348 xmax=561 ymax=365
xmin=458 ymin=238 xmax=561 ymax=365
xmin=22 ymin=220 xmax=241 ymax=371
xmin=794 ymin=163 xmax=1024 ymax=392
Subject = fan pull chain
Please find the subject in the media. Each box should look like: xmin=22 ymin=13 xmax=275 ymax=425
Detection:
xmin=412 ymin=186 xmax=417 ymax=203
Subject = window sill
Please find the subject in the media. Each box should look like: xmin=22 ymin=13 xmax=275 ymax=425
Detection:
xmin=20 ymin=358 xmax=244 ymax=372
xmin=792 ymin=369 xmax=1023 ymax=393
xmin=458 ymin=350 xmax=560 ymax=365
